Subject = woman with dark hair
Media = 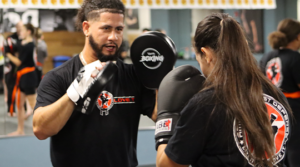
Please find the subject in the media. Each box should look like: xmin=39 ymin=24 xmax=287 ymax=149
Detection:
xmin=260 ymin=18 xmax=300 ymax=167
xmin=6 ymin=23 xmax=38 ymax=136
xmin=156 ymin=13 xmax=291 ymax=167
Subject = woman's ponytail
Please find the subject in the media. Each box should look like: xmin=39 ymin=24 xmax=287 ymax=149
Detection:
xmin=268 ymin=31 xmax=288 ymax=49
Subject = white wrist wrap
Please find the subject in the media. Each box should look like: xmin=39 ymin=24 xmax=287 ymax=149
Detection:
xmin=67 ymin=60 xmax=102 ymax=104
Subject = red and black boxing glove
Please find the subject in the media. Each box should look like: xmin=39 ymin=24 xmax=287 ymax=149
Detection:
xmin=3 ymin=37 xmax=18 ymax=55
xmin=154 ymin=65 xmax=205 ymax=150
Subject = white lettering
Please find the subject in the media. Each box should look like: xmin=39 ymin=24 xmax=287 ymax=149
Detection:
xmin=140 ymin=55 xmax=164 ymax=63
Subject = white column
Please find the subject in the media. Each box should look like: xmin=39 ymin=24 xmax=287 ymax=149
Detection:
xmin=298 ymin=0 xmax=300 ymax=21
xmin=191 ymin=9 xmax=222 ymax=37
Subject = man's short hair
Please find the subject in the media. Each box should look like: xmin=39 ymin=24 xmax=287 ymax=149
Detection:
xmin=76 ymin=0 xmax=125 ymax=31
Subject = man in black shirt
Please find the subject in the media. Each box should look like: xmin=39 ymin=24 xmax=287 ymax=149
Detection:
xmin=33 ymin=0 xmax=157 ymax=166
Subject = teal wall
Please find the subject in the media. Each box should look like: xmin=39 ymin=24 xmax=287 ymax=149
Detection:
xmin=225 ymin=0 xmax=298 ymax=62
xmin=151 ymin=9 xmax=192 ymax=53
xmin=151 ymin=0 xmax=298 ymax=62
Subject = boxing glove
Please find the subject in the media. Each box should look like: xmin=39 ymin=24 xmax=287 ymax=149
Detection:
xmin=155 ymin=65 xmax=205 ymax=150
xmin=4 ymin=37 xmax=18 ymax=54
xmin=67 ymin=61 xmax=117 ymax=114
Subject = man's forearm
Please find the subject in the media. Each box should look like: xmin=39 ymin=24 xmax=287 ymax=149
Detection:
xmin=33 ymin=94 xmax=75 ymax=140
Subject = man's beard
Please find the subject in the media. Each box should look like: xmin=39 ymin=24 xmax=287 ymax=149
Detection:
xmin=89 ymin=35 xmax=120 ymax=62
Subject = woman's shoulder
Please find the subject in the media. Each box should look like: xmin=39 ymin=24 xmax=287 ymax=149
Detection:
xmin=192 ymin=89 xmax=214 ymax=103
xmin=184 ymin=89 xmax=216 ymax=113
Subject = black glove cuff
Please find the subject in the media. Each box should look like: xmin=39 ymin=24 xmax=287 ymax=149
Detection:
xmin=155 ymin=138 xmax=170 ymax=150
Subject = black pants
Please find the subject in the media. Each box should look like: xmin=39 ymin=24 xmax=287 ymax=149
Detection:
xmin=35 ymin=68 xmax=42 ymax=87
xmin=5 ymin=72 xmax=16 ymax=113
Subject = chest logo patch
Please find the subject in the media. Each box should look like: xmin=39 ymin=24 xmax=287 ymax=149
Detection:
xmin=233 ymin=94 xmax=289 ymax=166
xmin=96 ymin=90 xmax=135 ymax=116
xmin=266 ymin=57 xmax=283 ymax=87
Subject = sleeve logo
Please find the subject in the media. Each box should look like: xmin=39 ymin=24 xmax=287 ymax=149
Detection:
xmin=155 ymin=118 xmax=172 ymax=135
xmin=233 ymin=94 xmax=289 ymax=166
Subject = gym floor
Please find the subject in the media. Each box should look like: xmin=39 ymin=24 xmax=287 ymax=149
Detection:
xmin=0 ymin=94 xmax=33 ymax=136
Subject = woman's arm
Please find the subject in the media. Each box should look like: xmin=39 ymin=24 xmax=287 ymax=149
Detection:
xmin=156 ymin=144 xmax=189 ymax=167
xmin=151 ymin=90 xmax=158 ymax=121
xmin=6 ymin=52 xmax=21 ymax=66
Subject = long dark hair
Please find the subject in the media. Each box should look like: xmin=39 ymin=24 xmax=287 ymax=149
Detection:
xmin=268 ymin=18 xmax=300 ymax=49
xmin=194 ymin=13 xmax=291 ymax=166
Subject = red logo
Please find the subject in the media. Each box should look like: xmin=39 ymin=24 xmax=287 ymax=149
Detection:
xmin=266 ymin=103 xmax=286 ymax=154
xmin=165 ymin=120 xmax=171 ymax=130
xmin=266 ymin=58 xmax=283 ymax=87
xmin=234 ymin=94 xmax=289 ymax=166
xmin=96 ymin=91 xmax=114 ymax=116
xmin=96 ymin=91 xmax=135 ymax=116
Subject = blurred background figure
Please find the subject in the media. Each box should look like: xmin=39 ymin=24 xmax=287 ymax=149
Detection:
xmin=142 ymin=28 xmax=151 ymax=33
xmin=155 ymin=28 xmax=166 ymax=34
xmin=3 ymin=21 xmax=23 ymax=117
xmin=0 ymin=34 xmax=5 ymax=94
xmin=125 ymin=9 xmax=139 ymax=29
xmin=34 ymin=28 xmax=48 ymax=86
xmin=119 ymin=40 xmax=129 ymax=61
xmin=240 ymin=10 xmax=264 ymax=53
xmin=260 ymin=18 xmax=300 ymax=167
xmin=6 ymin=23 xmax=38 ymax=136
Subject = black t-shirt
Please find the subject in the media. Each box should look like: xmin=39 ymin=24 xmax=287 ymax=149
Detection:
xmin=18 ymin=42 xmax=35 ymax=70
xmin=165 ymin=89 xmax=290 ymax=167
xmin=259 ymin=49 xmax=300 ymax=94
xmin=34 ymin=55 xmax=156 ymax=167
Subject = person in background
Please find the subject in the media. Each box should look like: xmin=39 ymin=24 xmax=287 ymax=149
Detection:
xmin=155 ymin=28 xmax=166 ymax=34
xmin=34 ymin=28 xmax=48 ymax=86
xmin=6 ymin=23 xmax=38 ymax=136
xmin=118 ymin=40 xmax=129 ymax=61
xmin=0 ymin=34 xmax=5 ymax=94
xmin=3 ymin=21 xmax=23 ymax=117
xmin=260 ymin=18 xmax=300 ymax=167
xmin=125 ymin=9 xmax=138 ymax=29
xmin=142 ymin=28 xmax=151 ymax=33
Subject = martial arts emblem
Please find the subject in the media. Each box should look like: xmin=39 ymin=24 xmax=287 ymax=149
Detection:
xmin=97 ymin=91 xmax=114 ymax=116
xmin=155 ymin=118 xmax=172 ymax=135
xmin=97 ymin=91 xmax=136 ymax=116
xmin=266 ymin=58 xmax=283 ymax=87
xmin=140 ymin=48 xmax=164 ymax=70
xmin=233 ymin=94 xmax=289 ymax=166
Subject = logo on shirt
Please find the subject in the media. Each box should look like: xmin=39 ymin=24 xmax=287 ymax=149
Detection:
xmin=96 ymin=91 xmax=135 ymax=116
xmin=140 ymin=48 xmax=164 ymax=70
xmin=266 ymin=58 xmax=283 ymax=87
xmin=233 ymin=94 xmax=289 ymax=166
xmin=155 ymin=118 xmax=172 ymax=135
